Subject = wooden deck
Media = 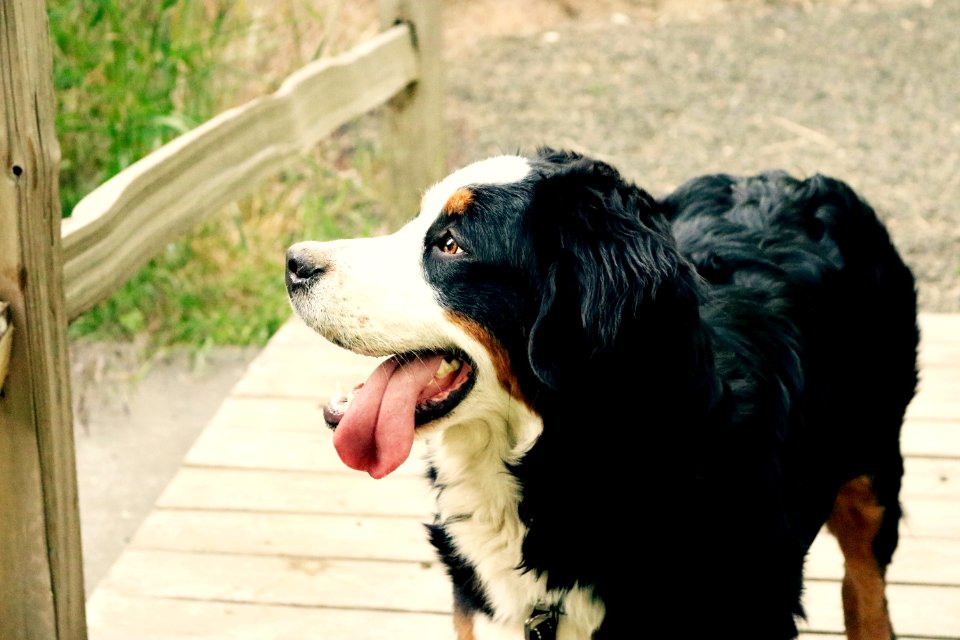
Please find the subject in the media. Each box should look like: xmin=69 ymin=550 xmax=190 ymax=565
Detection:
xmin=85 ymin=313 xmax=960 ymax=639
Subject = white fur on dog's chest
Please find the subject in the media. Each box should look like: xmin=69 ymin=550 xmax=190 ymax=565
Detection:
xmin=427 ymin=417 xmax=605 ymax=639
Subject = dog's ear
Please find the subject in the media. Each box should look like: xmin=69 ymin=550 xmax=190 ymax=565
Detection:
xmin=526 ymin=155 xmax=697 ymax=389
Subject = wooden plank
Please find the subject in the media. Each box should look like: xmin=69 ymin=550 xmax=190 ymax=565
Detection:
xmin=205 ymin=396 xmax=328 ymax=433
xmin=230 ymin=327 xmax=380 ymax=399
xmin=183 ymin=427 xmax=957 ymax=493
xmin=185 ymin=422 xmax=430 ymax=476
xmin=61 ymin=24 xmax=419 ymax=318
xmin=89 ymin=558 xmax=960 ymax=640
xmin=86 ymin=591 xmax=453 ymax=640
xmin=250 ymin=321 xmax=378 ymax=371
xmin=231 ymin=345 xmax=381 ymax=399
xmin=901 ymin=457 xmax=960 ymax=499
xmin=917 ymin=368 xmax=960 ymax=390
xmin=185 ymin=420 xmax=339 ymax=470
xmin=806 ymin=530 xmax=960 ymax=585
xmin=96 ymin=549 xmax=451 ymax=613
xmin=900 ymin=496 xmax=960 ymax=538
xmin=919 ymin=340 xmax=960 ymax=369
xmin=157 ymin=467 xmax=434 ymax=516
xmin=255 ymin=342 xmax=379 ymax=372
xmin=153 ymin=460 xmax=958 ymax=543
xmin=248 ymin=317 xmax=960 ymax=401
xmin=914 ymin=312 xmax=957 ymax=369
xmin=907 ymin=393 xmax=960 ymax=421
xmin=0 ymin=2 xmax=86 ymax=638
xmin=801 ymin=581 xmax=960 ymax=637
xmin=926 ymin=365 xmax=960 ymax=382
xmin=131 ymin=510 xmax=436 ymax=563
xmin=251 ymin=315 xmax=960 ymax=398
xmin=902 ymin=418 xmax=960 ymax=458
xmin=908 ymin=367 xmax=960 ymax=420
xmin=379 ymin=0 xmax=447 ymax=223
xmin=919 ymin=313 xmax=960 ymax=345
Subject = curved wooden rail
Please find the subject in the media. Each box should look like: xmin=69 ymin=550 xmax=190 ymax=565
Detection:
xmin=61 ymin=24 xmax=418 ymax=319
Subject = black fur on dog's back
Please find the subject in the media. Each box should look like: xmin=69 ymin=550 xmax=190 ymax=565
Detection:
xmin=425 ymin=150 xmax=918 ymax=638
xmin=666 ymin=170 xmax=917 ymax=634
xmin=667 ymin=170 xmax=918 ymax=556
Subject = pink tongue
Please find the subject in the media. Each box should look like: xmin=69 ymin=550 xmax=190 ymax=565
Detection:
xmin=332 ymin=354 xmax=445 ymax=479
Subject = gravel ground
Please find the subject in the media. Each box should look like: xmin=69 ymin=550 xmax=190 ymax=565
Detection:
xmin=445 ymin=0 xmax=960 ymax=311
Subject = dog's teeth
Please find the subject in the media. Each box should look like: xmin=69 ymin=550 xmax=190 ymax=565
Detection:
xmin=332 ymin=383 xmax=355 ymax=406
xmin=435 ymin=358 xmax=462 ymax=379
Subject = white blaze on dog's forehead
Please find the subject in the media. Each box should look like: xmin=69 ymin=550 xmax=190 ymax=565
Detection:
xmin=420 ymin=155 xmax=531 ymax=218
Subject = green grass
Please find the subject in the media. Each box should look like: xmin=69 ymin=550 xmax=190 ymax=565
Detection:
xmin=50 ymin=0 xmax=230 ymax=217
xmin=52 ymin=0 xmax=387 ymax=353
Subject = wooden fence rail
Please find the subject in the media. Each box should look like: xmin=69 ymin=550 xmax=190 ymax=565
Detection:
xmin=62 ymin=22 xmax=420 ymax=319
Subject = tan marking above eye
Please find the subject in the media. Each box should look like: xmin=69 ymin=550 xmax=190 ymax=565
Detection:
xmin=443 ymin=188 xmax=473 ymax=216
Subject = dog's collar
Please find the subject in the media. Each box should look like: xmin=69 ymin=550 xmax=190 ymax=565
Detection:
xmin=524 ymin=605 xmax=560 ymax=640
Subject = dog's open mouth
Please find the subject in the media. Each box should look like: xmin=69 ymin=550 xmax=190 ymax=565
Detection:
xmin=324 ymin=351 xmax=475 ymax=479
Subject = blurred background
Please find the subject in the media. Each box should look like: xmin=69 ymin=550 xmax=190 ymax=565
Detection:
xmin=51 ymin=0 xmax=958 ymax=591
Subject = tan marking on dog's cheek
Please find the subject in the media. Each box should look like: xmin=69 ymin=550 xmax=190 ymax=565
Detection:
xmin=446 ymin=314 xmax=531 ymax=409
xmin=443 ymin=188 xmax=473 ymax=216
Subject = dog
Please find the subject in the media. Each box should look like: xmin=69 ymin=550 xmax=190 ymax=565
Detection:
xmin=285 ymin=148 xmax=918 ymax=639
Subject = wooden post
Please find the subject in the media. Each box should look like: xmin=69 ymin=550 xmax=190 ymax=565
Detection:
xmin=379 ymin=0 xmax=447 ymax=223
xmin=0 ymin=2 xmax=88 ymax=639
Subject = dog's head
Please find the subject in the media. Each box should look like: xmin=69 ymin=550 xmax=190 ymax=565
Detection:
xmin=286 ymin=149 xmax=700 ymax=478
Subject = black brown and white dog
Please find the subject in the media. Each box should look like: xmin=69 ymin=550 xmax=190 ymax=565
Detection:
xmin=285 ymin=148 xmax=918 ymax=640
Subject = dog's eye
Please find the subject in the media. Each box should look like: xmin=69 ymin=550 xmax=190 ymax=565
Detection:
xmin=439 ymin=233 xmax=463 ymax=255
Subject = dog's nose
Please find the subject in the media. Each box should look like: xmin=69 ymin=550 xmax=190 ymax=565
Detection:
xmin=285 ymin=243 xmax=330 ymax=287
